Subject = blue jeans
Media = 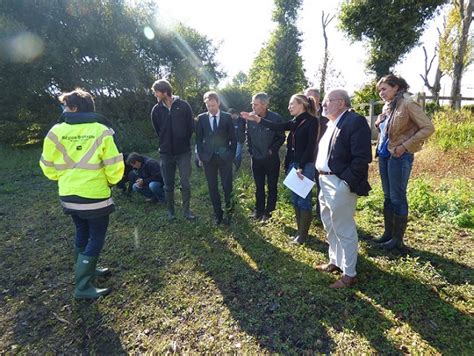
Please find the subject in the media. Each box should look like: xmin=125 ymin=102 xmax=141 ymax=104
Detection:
xmin=160 ymin=151 xmax=192 ymax=194
xmin=132 ymin=181 xmax=165 ymax=201
xmin=234 ymin=142 xmax=243 ymax=170
xmin=379 ymin=153 xmax=414 ymax=215
xmin=72 ymin=214 xmax=109 ymax=256
xmin=289 ymin=162 xmax=315 ymax=211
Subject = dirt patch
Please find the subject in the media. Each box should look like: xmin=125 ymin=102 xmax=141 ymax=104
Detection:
xmin=369 ymin=146 xmax=473 ymax=183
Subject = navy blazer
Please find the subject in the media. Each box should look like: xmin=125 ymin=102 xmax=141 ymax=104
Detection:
xmin=196 ymin=111 xmax=237 ymax=163
xmin=328 ymin=110 xmax=372 ymax=196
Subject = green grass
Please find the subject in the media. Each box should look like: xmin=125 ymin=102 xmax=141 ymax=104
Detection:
xmin=0 ymin=146 xmax=473 ymax=353
xmin=429 ymin=108 xmax=474 ymax=151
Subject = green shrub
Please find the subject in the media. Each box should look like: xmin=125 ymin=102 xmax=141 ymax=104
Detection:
xmin=358 ymin=178 xmax=473 ymax=229
xmin=351 ymin=81 xmax=383 ymax=116
xmin=429 ymin=108 xmax=474 ymax=150
xmin=357 ymin=184 xmax=384 ymax=212
xmin=424 ymin=102 xmax=442 ymax=117
xmin=408 ymin=178 xmax=473 ymax=228
xmin=114 ymin=118 xmax=157 ymax=153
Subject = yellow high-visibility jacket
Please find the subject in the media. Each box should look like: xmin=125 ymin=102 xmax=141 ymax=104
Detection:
xmin=40 ymin=114 xmax=124 ymax=204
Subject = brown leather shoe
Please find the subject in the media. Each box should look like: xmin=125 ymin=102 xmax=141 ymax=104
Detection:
xmin=315 ymin=263 xmax=342 ymax=273
xmin=329 ymin=275 xmax=357 ymax=289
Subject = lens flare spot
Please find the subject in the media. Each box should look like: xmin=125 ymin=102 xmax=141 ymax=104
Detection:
xmin=144 ymin=26 xmax=155 ymax=40
xmin=1 ymin=32 xmax=44 ymax=63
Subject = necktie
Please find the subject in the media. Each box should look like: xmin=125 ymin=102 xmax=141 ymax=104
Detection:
xmin=212 ymin=115 xmax=217 ymax=132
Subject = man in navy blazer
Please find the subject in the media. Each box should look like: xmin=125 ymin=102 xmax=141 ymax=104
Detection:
xmin=315 ymin=89 xmax=372 ymax=289
xmin=196 ymin=91 xmax=237 ymax=225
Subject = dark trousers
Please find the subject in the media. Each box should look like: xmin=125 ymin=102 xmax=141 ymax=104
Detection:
xmin=203 ymin=154 xmax=233 ymax=218
xmin=160 ymin=151 xmax=192 ymax=194
xmin=314 ymin=178 xmax=322 ymax=218
xmin=251 ymin=154 xmax=280 ymax=214
xmin=72 ymin=214 xmax=109 ymax=256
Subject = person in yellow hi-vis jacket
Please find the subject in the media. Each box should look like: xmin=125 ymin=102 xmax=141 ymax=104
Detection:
xmin=40 ymin=89 xmax=124 ymax=299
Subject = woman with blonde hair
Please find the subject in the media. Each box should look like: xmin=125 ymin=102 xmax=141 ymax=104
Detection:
xmin=242 ymin=94 xmax=319 ymax=244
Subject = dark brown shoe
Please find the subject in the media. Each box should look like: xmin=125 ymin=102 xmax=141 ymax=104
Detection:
xmin=315 ymin=263 xmax=342 ymax=273
xmin=329 ymin=275 xmax=357 ymax=289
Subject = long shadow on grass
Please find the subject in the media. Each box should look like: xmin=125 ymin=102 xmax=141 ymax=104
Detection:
xmin=366 ymin=244 xmax=474 ymax=285
xmin=310 ymin=226 xmax=474 ymax=354
xmin=1 ymin=234 xmax=125 ymax=353
xmin=356 ymin=255 xmax=474 ymax=354
xmin=184 ymin=214 xmax=400 ymax=353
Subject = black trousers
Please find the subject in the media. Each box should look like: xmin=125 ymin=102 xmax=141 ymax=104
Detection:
xmin=203 ymin=154 xmax=233 ymax=218
xmin=251 ymin=154 xmax=280 ymax=214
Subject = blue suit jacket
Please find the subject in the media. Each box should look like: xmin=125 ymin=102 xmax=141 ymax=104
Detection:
xmin=328 ymin=110 xmax=372 ymax=196
xmin=196 ymin=111 xmax=237 ymax=163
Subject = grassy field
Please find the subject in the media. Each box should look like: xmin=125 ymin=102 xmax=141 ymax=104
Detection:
xmin=0 ymin=144 xmax=472 ymax=354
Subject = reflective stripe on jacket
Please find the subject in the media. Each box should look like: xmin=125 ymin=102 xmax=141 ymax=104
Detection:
xmin=40 ymin=119 xmax=124 ymax=199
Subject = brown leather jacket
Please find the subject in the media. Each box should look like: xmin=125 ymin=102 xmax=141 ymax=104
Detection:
xmin=386 ymin=94 xmax=435 ymax=154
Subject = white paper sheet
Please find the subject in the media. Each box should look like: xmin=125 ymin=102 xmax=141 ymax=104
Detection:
xmin=283 ymin=167 xmax=316 ymax=199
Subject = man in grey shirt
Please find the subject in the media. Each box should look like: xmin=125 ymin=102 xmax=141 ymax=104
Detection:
xmin=246 ymin=93 xmax=285 ymax=221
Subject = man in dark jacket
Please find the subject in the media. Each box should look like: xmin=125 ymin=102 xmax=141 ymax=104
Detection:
xmin=246 ymin=93 xmax=285 ymax=221
xmin=127 ymin=152 xmax=165 ymax=203
xmin=315 ymin=89 xmax=372 ymax=289
xmin=196 ymin=91 xmax=237 ymax=225
xmin=151 ymin=79 xmax=195 ymax=221
xmin=228 ymin=108 xmax=246 ymax=172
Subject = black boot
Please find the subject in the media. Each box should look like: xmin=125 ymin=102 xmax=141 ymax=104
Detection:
xmin=380 ymin=214 xmax=408 ymax=250
xmin=75 ymin=254 xmax=110 ymax=299
xmin=165 ymin=191 xmax=175 ymax=221
xmin=181 ymin=188 xmax=196 ymax=220
xmin=293 ymin=210 xmax=312 ymax=245
xmin=373 ymin=208 xmax=394 ymax=243
xmin=289 ymin=207 xmax=301 ymax=240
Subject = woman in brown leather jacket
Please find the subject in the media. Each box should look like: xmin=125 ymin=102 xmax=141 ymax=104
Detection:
xmin=374 ymin=74 xmax=435 ymax=250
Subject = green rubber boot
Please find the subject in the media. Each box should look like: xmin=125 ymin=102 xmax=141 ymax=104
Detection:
xmin=373 ymin=208 xmax=393 ymax=243
xmin=74 ymin=247 xmax=110 ymax=277
xmin=292 ymin=210 xmax=312 ymax=245
xmin=75 ymin=254 xmax=110 ymax=299
xmin=289 ymin=207 xmax=301 ymax=240
xmin=380 ymin=214 xmax=408 ymax=250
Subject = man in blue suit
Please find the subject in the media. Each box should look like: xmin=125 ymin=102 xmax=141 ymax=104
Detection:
xmin=196 ymin=91 xmax=237 ymax=225
xmin=315 ymin=89 xmax=372 ymax=289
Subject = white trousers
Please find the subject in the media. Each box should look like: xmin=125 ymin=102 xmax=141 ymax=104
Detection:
xmin=319 ymin=175 xmax=358 ymax=277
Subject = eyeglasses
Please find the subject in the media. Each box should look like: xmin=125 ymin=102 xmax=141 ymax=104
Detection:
xmin=324 ymin=98 xmax=343 ymax=103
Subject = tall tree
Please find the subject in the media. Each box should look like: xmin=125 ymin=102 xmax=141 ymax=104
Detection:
xmin=339 ymin=0 xmax=446 ymax=77
xmin=0 ymin=0 xmax=221 ymax=145
xmin=219 ymin=72 xmax=252 ymax=112
xmin=247 ymin=0 xmax=306 ymax=118
xmin=420 ymin=37 xmax=444 ymax=103
xmin=439 ymin=0 xmax=473 ymax=108
xmin=319 ymin=11 xmax=335 ymax=95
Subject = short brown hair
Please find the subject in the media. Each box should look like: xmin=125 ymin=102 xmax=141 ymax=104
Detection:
xmin=59 ymin=89 xmax=95 ymax=112
xmin=203 ymin=91 xmax=220 ymax=103
xmin=152 ymin=79 xmax=173 ymax=97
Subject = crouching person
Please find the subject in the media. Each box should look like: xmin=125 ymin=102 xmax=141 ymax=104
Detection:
xmin=39 ymin=89 xmax=124 ymax=299
xmin=127 ymin=152 xmax=165 ymax=203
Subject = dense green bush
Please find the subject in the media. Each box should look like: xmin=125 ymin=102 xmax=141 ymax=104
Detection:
xmin=351 ymin=81 xmax=383 ymax=116
xmin=114 ymin=118 xmax=158 ymax=153
xmin=409 ymin=178 xmax=473 ymax=228
xmin=429 ymin=108 xmax=474 ymax=150
xmin=424 ymin=102 xmax=442 ymax=117
xmin=358 ymin=178 xmax=474 ymax=229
